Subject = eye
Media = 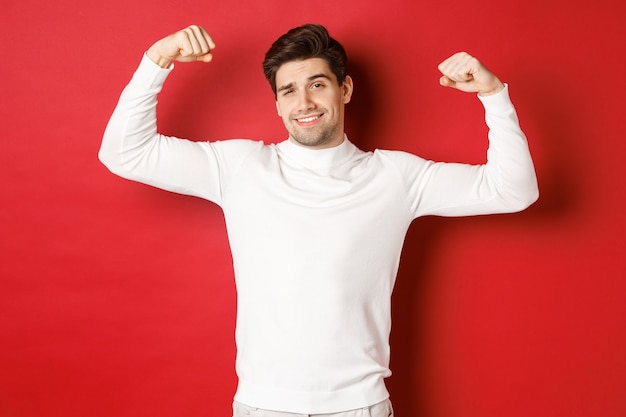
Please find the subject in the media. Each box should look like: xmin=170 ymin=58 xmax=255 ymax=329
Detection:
xmin=312 ymin=82 xmax=324 ymax=89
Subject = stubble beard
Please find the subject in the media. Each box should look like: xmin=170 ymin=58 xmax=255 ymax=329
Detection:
xmin=286 ymin=117 xmax=342 ymax=149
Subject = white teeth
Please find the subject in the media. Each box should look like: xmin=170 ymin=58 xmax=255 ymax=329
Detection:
xmin=297 ymin=115 xmax=319 ymax=123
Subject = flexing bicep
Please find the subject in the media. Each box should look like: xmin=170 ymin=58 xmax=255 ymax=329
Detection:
xmin=413 ymin=160 xmax=515 ymax=217
xmin=404 ymin=87 xmax=538 ymax=218
xmin=387 ymin=148 xmax=536 ymax=219
xmin=98 ymin=54 xmax=261 ymax=204
xmin=101 ymin=131 xmax=225 ymax=202
xmin=101 ymin=130 xmax=261 ymax=205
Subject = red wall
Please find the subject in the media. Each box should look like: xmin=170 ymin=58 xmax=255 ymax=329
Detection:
xmin=2 ymin=1 xmax=625 ymax=416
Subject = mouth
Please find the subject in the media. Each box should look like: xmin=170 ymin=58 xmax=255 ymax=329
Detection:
xmin=294 ymin=113 xmax=323 ymax=126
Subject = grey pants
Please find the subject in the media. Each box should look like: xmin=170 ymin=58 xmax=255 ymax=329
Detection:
xmin=233 ymin=399 xmax=394 ymax=417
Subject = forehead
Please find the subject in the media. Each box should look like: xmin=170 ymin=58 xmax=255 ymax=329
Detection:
xmin=275 ymin=58 xmax=336 ymax=86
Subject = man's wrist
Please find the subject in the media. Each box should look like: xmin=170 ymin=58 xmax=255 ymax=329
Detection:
xmin=478 ymin=81 xmax=505 ymax=96
xmin=146 ymin=46 xmax=173 ymax=69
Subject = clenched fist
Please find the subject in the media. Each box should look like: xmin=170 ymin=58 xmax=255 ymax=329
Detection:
xmin=438 ymin=52 xmax=504 ymax=96
xmin=147 ymin=25 xmax=216 ymax=68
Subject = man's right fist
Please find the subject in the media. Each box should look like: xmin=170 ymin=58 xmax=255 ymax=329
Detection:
xmin=147 ymin=25 xmax=216 ymax=68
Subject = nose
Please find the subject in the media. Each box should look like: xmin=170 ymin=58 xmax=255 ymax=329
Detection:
xmin=295 ymin=90 xmax=315 ymax=113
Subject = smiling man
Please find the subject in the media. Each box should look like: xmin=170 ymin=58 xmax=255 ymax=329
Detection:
xmin=275 ymin=58 xmax=353 ymax=149
xmin=99 ymin=24 xmax=538 ymax=417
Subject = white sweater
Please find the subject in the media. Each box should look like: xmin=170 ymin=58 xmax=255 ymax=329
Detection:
xmin=99 ymin=54 xmax=538 ymax=414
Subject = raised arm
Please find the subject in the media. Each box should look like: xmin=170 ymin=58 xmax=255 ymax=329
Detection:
xmin=98 ymin=26 xmax=250 ymax=204
xmin=404 ymin=52 xmax=538 ymax=218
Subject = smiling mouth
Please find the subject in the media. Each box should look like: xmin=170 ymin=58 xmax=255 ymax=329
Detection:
xmin=294 ymin=114 xmax=322 ymax=124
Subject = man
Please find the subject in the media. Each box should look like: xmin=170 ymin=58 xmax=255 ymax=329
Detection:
xmin=100 ymin=24 xmax=538 ymax=417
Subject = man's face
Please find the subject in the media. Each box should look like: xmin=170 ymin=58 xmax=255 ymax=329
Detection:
xmin=275 ymin=58 xmax=353 ymax=149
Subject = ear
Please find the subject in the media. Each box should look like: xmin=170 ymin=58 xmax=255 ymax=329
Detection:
xmin=342 ymin=75 xmax=354 ymax=104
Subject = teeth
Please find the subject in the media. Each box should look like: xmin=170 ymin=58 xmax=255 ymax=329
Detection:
xmin=297 ymin=115 xmax=319 ymax=123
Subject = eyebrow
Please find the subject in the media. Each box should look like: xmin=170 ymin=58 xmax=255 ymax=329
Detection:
xmin=277 ymin=73 xmax=333 ymax=93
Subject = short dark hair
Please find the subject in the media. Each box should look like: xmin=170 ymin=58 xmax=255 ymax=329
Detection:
xmin=263 ymin=24 xmax=348 ymax=96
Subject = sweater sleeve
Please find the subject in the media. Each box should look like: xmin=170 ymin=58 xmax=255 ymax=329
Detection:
xmin=98 ymin=54 xmax=260 ymax=205
xmin=397 ymin=84 xmax=539 ymax=218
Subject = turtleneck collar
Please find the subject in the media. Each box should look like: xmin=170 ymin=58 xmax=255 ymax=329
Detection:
xmin=276 ymin=135 xmax=357 ymax=171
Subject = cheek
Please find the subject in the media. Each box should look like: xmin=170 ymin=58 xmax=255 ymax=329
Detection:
xmin=276 ymin=100 xmax=293 ymax=119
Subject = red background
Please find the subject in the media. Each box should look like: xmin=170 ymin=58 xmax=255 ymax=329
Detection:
xmin=1 ymin=0 xmax=625 ymax=416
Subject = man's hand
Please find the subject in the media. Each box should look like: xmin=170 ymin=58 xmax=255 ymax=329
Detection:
xmin=146 ymin=25 xmax=216 ymax=69
xmin=438 ymin=52 xmax=504 ymax=96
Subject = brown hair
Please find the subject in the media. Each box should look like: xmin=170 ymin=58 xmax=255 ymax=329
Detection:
xmin=263 ymin=24 xmax=348 ymax=96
